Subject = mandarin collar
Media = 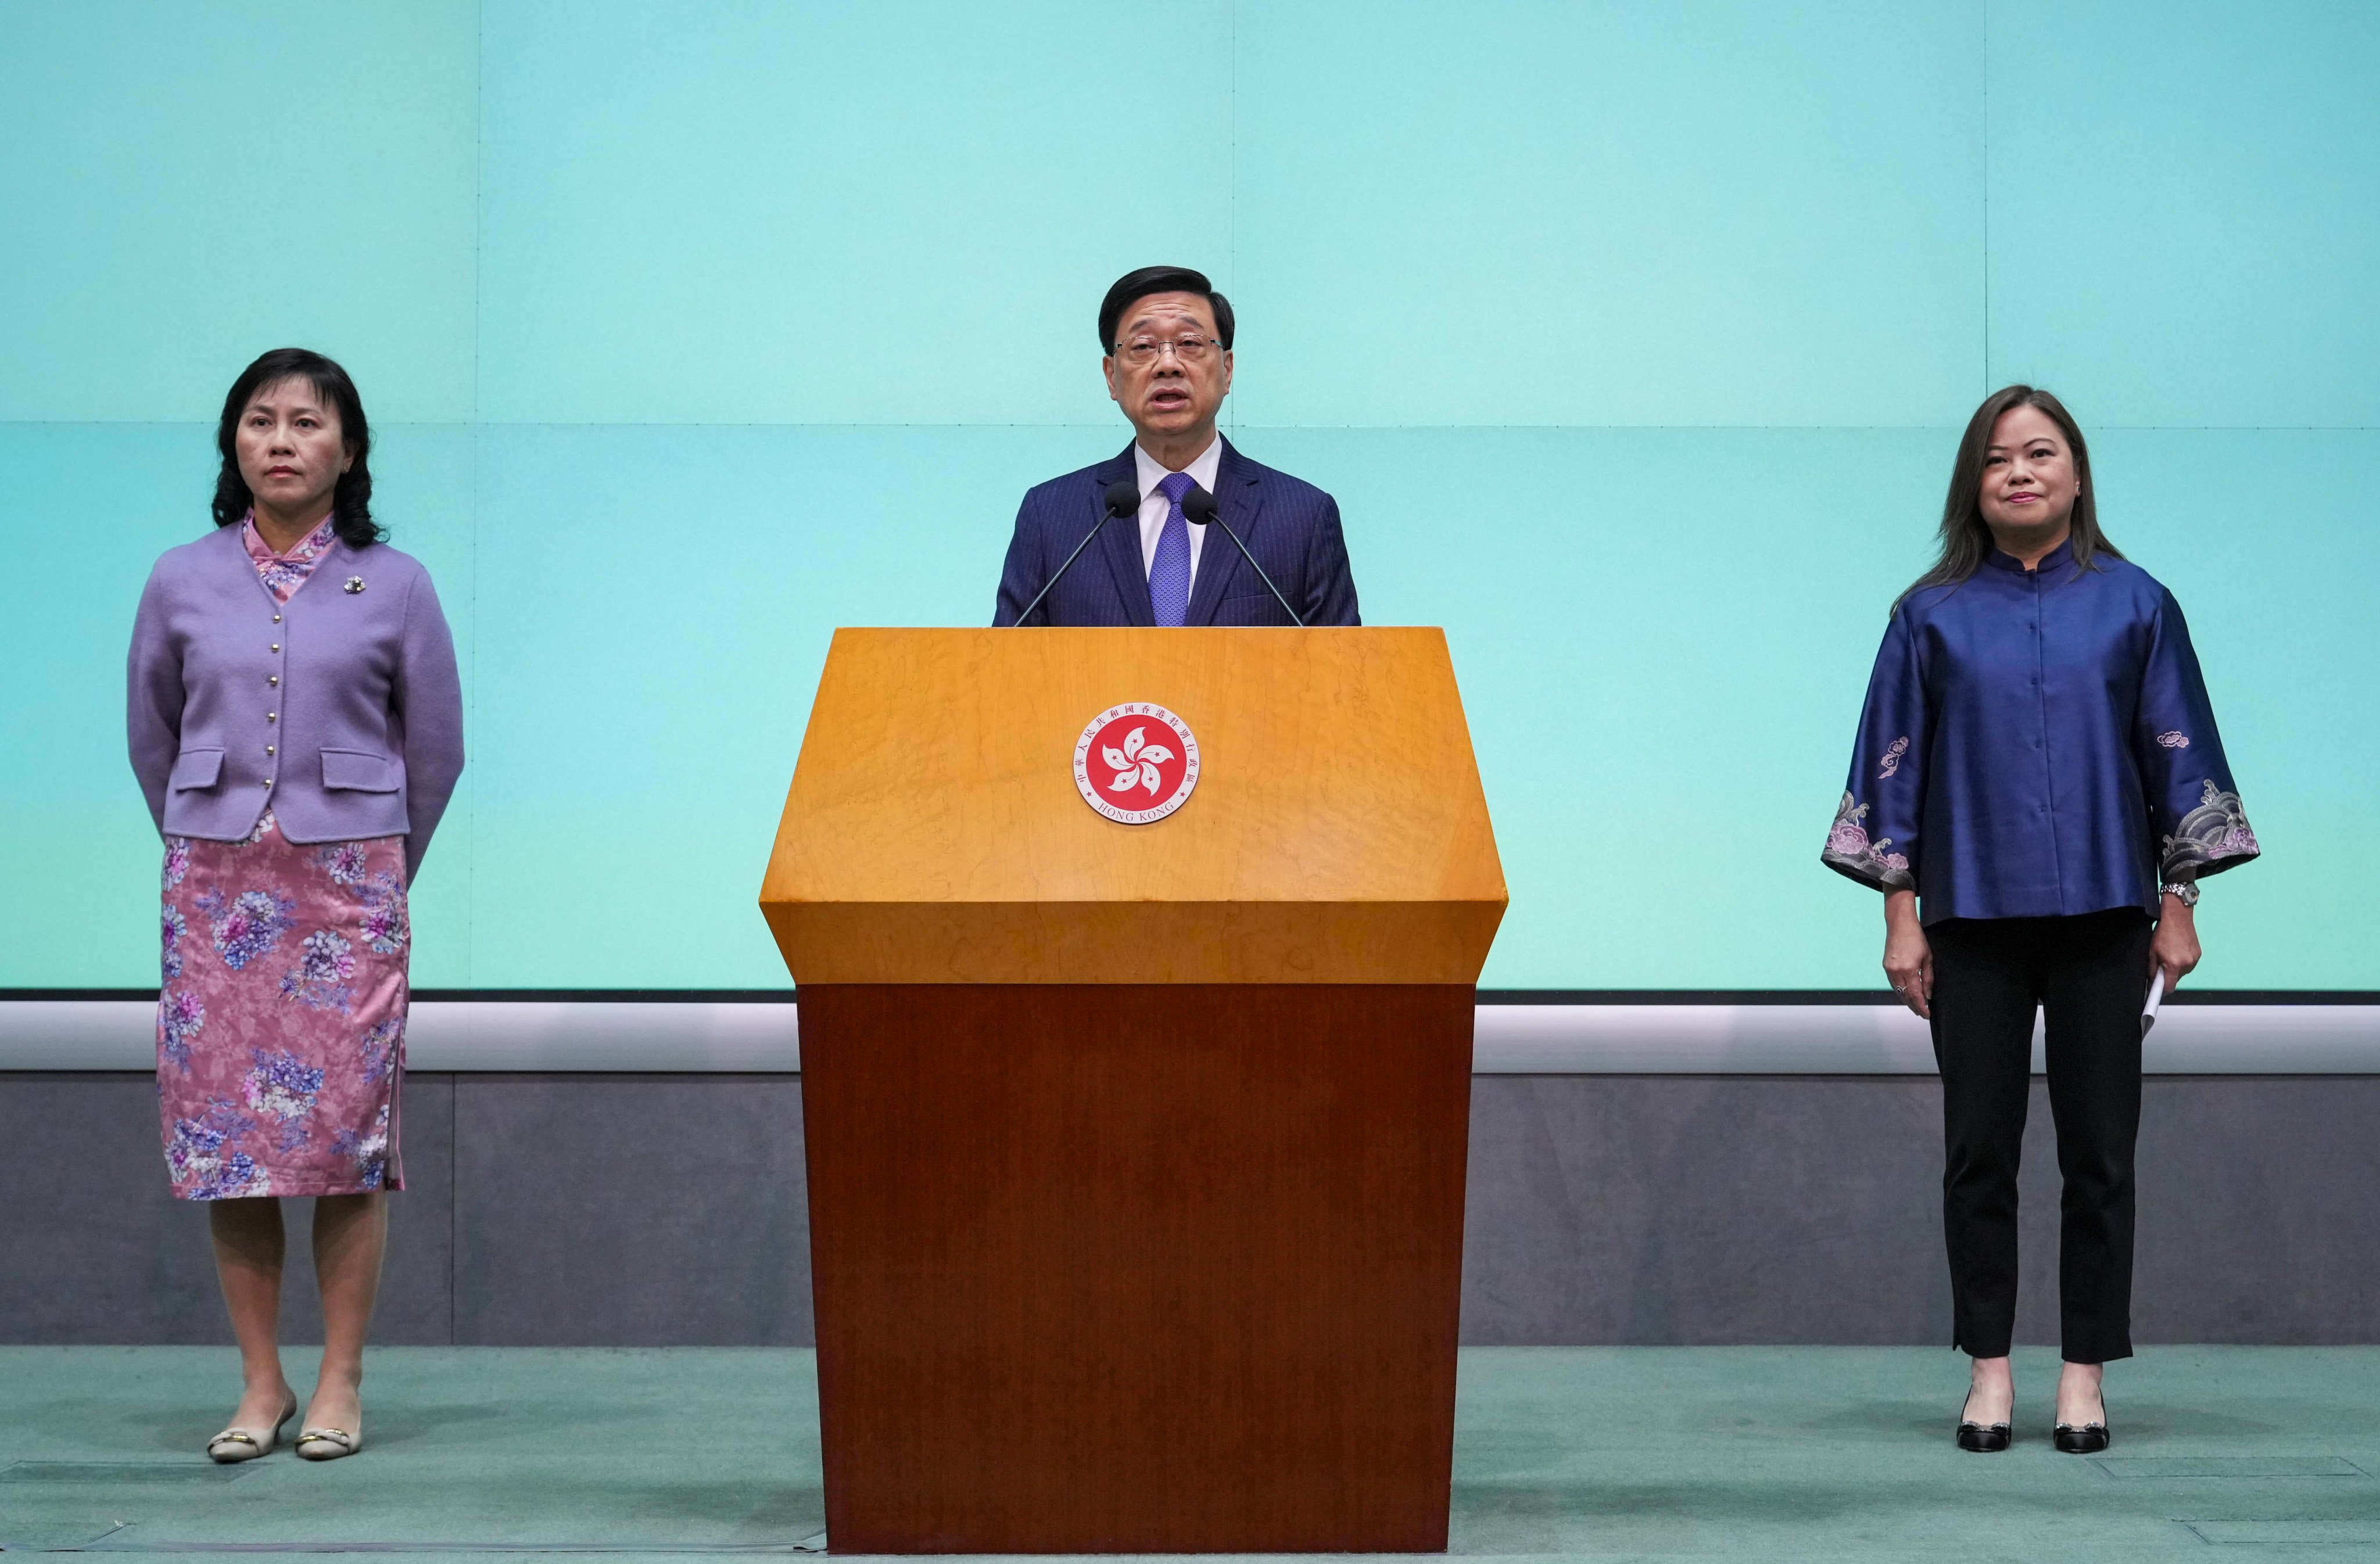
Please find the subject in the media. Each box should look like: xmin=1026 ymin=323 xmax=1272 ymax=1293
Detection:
xmin=1984 ymin=535 xmax=2074 ymax=576
xmin=241 ymin=511 xmax=339 ymax=564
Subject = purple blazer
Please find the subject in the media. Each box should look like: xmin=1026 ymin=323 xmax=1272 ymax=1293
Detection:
xmin=127 ymin=523 xmax=464 ymax=881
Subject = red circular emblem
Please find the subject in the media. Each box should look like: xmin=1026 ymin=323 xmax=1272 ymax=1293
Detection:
xmin=1073 ymin=704 xmax=1200 ymax=824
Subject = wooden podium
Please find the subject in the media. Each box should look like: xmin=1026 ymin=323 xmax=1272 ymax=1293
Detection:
xmin=760 ymin=628 xmax=1506 ymax=1554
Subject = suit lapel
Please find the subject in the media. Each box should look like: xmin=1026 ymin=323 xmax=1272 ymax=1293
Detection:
xmin=1092 ymin=444 xmax=1155 ymax=627
xmin=1188 ymin=437 xmax=1264 ymax=626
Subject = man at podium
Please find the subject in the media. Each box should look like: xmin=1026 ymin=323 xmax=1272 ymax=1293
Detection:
xmin=993 ymin=265 xmax=1361 ymax=627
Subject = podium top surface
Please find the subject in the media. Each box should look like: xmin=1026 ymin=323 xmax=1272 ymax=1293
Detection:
xmin=760 ymin=627 xmax=1506 ymax=984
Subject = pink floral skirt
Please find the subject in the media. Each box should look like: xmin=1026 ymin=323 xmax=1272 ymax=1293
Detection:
xmin=156 ymin=813 xmax=407 ymax=1199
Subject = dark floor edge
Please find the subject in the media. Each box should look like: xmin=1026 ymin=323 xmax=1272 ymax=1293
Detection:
xmin=9 ymin=1071 xmax=2378 ymax=1086
xmin=9 ymin=988 xmax=2374 ymax=1005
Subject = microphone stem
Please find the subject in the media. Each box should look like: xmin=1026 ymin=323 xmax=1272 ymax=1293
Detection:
xmin=1203 ymin=513 xmax=1306 ymax=627
xmin=1012 ymin=511 xmax=1116 ymax=627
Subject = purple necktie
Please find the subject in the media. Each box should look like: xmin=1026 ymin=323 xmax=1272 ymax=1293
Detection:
xmin=1149 ymin=471 xmax=1194 ymax=627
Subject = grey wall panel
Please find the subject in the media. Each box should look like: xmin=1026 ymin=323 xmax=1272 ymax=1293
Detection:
xmin=0 ymin=1072 xmax=224 ymax=1344
xmin=1459 ymin=1076 xmax=1954 ymax=1345
xmin=0 ymin=1073 xmax=453 ymax=1347
xmin=449 ymin=1074 xmax=812 ymax=1347
xmin=2131 ymin=1078 xmax=2380 ymax=1345
xmin=1460 ymin=1076 xmax=2380 ymax=1347
xmin=4 ymin=1072 xmax=2371 ymax=1348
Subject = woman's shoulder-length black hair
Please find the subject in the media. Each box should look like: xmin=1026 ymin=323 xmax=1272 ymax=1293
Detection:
xmin=1899 ymin=383 xmax=2119 ymax=608
xmin=212 ymin=347 xmax=385 ymax=548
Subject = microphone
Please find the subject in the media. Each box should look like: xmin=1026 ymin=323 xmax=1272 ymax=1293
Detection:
xmin=1182 ymin=487 xmax=1305 ymax=627
xmin=1012 ymin=480 xmax=1141 ymax=627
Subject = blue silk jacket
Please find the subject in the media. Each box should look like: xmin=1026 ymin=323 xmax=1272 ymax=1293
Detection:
xmin=1823 ymin=539 xmax=2258 ymax=924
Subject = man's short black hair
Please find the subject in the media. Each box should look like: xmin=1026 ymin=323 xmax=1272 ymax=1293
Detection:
xmin=1099 ymin=266 xmax=1234 ymax=353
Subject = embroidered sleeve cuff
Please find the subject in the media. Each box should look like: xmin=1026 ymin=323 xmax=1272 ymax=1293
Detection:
xmin=2159 ymin=780 xmax=2260 ymax=883
xmin=1823 ymin=792 xmax=1915 ymax=892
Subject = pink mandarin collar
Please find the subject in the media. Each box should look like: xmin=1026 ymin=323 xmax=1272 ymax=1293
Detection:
xmin=241 ymin=511 xmax=341 ymax=604
xmin=241 ymin=511 xmax=338 ymax=565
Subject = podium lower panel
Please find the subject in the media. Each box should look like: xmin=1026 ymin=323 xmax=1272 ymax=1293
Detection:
xmin=798 ymin=982 xmax=1475 ymax=1555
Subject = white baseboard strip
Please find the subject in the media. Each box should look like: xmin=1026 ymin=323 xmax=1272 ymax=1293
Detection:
xmin=1470 ymin=1003 xmax=2380 ymax=1074
xmin=2 ymin=998 xmax=2373 ymax=1074
xmin=0 ymin=1000 xmax=802 ymax=1073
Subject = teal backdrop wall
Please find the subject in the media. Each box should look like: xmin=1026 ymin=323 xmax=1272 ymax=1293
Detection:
xmin=4 ymin=1 xmax=2374 ymax=991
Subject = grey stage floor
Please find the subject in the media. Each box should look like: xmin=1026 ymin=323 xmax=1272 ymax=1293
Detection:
xmin=2 ymin=1347 xmax=2376 ymax=1561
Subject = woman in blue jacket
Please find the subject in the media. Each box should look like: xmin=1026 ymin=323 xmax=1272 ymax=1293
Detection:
xmin=1824 ymin=386 xmax=2257 ymax=1454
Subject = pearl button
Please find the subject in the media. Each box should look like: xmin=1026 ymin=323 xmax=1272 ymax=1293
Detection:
xmin=267 ymin=712 xmax=277 ymax=722
xmin=273 ymin=614 xmax=282 ymax=623
xmin=271 ymin=643 xmax=280 ymax=652
xmin=269 ymin=676 xmax=279 ymax=686
xmin=266 ymin=745 xmax=275 ymax=756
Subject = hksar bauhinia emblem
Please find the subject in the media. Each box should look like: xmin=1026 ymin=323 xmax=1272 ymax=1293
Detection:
xmin=1073 ymin=704 xmax=1200 ymax=824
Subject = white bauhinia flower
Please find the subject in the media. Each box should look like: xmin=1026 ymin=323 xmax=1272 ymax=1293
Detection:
xmin=1103 ymin=724 xmax=1179 ymax=796
xmin=1135 ymin=740 xmax=1173 ymax=794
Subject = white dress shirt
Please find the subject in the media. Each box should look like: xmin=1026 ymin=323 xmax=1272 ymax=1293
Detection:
xmin=1132 ymin=436 xmax=1222 ymax=591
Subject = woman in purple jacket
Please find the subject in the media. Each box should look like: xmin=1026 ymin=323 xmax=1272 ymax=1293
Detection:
xmin=128 ymin=349 xmax=463 ymax=1463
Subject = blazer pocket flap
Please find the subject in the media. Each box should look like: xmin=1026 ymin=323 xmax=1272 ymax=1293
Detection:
xmin=320 ymin=748 xmax=399 ymax=792
xmin=169 ymin=748 xmax=224 ymax=790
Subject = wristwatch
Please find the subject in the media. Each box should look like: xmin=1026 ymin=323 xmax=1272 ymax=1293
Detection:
xmin=2160 ymin=881 xmax=2200 ymax=907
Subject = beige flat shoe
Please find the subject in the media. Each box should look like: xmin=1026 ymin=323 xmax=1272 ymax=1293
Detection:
xmin=294 ymin=1423 xmax=361 ymax=1461
xmin=207 ymin=1397 xmax=297 ymax=1463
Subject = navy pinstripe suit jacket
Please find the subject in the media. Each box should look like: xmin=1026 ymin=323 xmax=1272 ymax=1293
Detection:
xmin=992 ymin=439 xmax=1361 ymax=627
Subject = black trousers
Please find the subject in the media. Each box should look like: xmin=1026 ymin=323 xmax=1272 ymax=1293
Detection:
xmin=1927 ymin=908 xmax=2152 ymax=1364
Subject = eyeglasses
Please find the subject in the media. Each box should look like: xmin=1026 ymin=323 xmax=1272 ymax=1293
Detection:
xmin=1112 ymin=335 xmax=1223 ymax=367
